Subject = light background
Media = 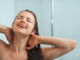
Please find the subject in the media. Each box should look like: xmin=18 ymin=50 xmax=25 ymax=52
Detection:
xmin=0 ymin=0 xmax=80 ymax=60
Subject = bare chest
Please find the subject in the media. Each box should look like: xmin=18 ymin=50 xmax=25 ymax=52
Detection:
xmin=0 ymin=51 xmax=28 ymax=60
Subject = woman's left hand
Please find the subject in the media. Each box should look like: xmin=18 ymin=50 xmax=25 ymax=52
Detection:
xmin=26 ymin=34 xmax=39 ymax=50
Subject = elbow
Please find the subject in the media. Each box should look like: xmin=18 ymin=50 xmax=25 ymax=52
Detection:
xmin=71 ymin=40 xmax=77 ymax=50
xmin=67 ymin=40 xmax=77 ymax=51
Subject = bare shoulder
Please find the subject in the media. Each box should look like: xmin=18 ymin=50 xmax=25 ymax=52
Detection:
xmin=0 ymin=39 xmax=8 ymax=50
xmin=41 ymin=47 xmax=72 ymax=60
xmin=0 ymin=39 xmax=9 ymax=59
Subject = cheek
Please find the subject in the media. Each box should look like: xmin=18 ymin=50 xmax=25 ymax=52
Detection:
xmin=31 ymin=24 xmax=35 ymax=30
xmin=12 ymin=22 xmax=18 ymax=32
xmin=12 ymin=25 xmax=16 ymax=32
xmin=28 ymin=22 xmax=35 ymax=28
xmin=27 ymin=24 xmax=34 ymax=32
xmin=12 ymin=22 xmax=16 ymax=29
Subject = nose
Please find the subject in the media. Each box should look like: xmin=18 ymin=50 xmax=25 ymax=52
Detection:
xmin=20 ymin=18 xmax=26 ymax=23
xmin=19 ymin=18 xmax=28 ymax=28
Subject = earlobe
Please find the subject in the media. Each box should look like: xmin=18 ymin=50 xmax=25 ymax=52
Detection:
xmin=31 ymin=30 xmax=35 ymax=35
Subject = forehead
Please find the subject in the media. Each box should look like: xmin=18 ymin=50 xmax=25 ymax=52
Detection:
xmin=17 ymin=11 xmax=35 ymax=20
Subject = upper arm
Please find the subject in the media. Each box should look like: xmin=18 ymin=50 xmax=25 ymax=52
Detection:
xmin=41 ymin=47 xmax=73 ymax=60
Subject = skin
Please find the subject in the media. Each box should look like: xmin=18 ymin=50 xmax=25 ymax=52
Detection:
xmin=0 ymin=11 xmax=77 ymax=60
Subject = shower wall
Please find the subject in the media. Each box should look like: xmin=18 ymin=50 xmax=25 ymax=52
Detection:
xmin=53 ymin=0 xmax=80 ymax=60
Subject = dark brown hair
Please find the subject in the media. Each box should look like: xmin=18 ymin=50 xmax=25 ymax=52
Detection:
xmin=23 ymin=10 xmax=43 ymax=60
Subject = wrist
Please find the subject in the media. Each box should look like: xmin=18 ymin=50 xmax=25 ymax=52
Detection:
xmin=36 ymin=35 xmax=41 ymax=44
xmin=34 ymin=35 xmax=40 ymax=44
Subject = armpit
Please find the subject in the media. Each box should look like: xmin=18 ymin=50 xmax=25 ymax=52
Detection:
xmin=0 ymin=39 xmax=8 ymax=50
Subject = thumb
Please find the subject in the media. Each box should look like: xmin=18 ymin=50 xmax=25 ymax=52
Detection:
xmin=26 ymin=46 xmax=33 ymax=50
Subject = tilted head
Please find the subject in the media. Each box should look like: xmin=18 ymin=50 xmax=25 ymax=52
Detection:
xmin=12 ymin=10 xmax=39 ymax=36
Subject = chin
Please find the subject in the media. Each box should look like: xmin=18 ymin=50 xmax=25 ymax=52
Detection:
xmin=12 ymin=27 xmax=31 ymax=36
xmin=14 ymin=30 xmax=30 ymax=36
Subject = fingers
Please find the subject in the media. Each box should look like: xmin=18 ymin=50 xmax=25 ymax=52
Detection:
xmin=30 ymin=32 xmax=35 ymax=36
xmin=5 ymin=27 xmax=13 ymax=44
xmin=26 ymin=47 xmax=32 ymax=50
xmin=26 ymin=46 xmax=34 ymax=50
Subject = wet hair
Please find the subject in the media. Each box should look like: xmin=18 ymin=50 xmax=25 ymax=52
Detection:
xmin=22 ymin=10 xmax=43 ymax=60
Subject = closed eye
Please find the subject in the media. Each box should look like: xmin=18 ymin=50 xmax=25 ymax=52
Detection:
xmin=27 ymin=18 xmax=32 ymax=23
xmin=17 ymin=16 xmax=23 ymax=19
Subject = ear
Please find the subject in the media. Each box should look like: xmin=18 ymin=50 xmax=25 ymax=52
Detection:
xmin=31 ymin=30 xmax=35 ymax=35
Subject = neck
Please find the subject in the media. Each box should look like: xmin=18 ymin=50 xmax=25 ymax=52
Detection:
xmin=10 ymin=33 xmax=29 ymax=54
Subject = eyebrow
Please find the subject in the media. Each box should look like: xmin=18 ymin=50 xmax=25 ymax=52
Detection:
xmin=18 ymin=15 xmax=31 ymax=19
xmin=18 ymin=15 xmax=24 ymax=18
xmin=17 ymin=15 xmax=33 ymax=22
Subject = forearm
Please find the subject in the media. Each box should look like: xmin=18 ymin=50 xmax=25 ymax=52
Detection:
xmin=37 ymin=36 xmax=77 ymax=49
xmin=0 ymin=24 xmax=8 ymax=33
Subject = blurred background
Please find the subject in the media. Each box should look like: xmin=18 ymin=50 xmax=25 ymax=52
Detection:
xmin=0 ymin=0 xmax=80 ymax=60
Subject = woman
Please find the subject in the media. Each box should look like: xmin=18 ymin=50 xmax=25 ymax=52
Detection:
xmin=0 ymin=10 xmax=77 ymax=60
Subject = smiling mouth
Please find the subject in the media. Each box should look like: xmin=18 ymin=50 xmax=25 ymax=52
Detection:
xmin=17 ymin=25 xmax=25 ymax=29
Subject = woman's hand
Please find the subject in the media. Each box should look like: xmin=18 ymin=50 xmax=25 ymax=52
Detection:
xmin=26 ymin=34 xmax=39 ymax=50
xmin=0 ymin=24 xmax=13 ymax=44
xmin=5 ymin=28 xmax=14 ymax=44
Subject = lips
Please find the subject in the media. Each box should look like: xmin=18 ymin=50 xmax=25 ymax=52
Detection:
xmin=18 ymin=25 xmax=25 ymax=28
xmin=17 ymin=24 xmax=26 ymax=29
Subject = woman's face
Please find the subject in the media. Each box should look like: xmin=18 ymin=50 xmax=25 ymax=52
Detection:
xmin=12 ymin=11 xmax=35 ymax=36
